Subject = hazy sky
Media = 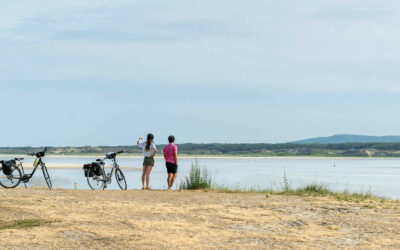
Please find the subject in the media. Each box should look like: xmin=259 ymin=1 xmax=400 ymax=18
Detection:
xmin=0 ymin=0 xmax=399 ymax=146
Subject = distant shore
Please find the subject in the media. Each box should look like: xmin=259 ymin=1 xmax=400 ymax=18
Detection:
xmin=1 ymin=154 xmax=400 ymax=160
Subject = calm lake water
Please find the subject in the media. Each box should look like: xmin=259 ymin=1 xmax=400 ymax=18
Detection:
xmin=10 ymin=156 xmax=400 ymax=200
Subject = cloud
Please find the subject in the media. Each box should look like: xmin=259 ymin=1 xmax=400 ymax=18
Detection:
xmin=0 ymin=0 xmax=399 ymax=92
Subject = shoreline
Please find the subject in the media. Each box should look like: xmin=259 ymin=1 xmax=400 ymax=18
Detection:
xmin=1 ymin=154 xmax=400 ymax=160
xmin=15 ymin=163 xmax=142 ymax=170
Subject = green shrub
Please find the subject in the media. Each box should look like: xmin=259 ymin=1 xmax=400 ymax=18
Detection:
xmin=179 ymin=161 xmax=212 ymax=190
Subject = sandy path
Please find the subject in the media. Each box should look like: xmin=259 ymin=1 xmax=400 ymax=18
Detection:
xmin=0 ymin=189 xmax=399 ymax=249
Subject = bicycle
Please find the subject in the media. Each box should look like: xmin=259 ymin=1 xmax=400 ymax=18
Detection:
xmin=83 ymin=151 xmax=127 ymax=190
xmin=0 ymin=147 xmax=52 ymax=189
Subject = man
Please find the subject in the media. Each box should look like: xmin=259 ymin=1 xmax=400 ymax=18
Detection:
xmin=163 ymin=135 xmax=178 ymax=190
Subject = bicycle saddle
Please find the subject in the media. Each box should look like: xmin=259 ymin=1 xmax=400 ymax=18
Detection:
xmin=14 ymin=158 xmax=24 ymax=161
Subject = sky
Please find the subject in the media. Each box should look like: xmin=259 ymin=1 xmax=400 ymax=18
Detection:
xmin=0 ymin=0 xmax=399 ymax=146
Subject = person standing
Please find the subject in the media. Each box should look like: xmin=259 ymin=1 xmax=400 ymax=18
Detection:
xmin=137 ymin=133 xmax=157 ymax=190
xmin=163 ymin=135 xmax=178 ymax=190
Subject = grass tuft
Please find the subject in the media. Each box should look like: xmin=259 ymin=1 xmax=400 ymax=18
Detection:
xmin=179 ymin=160 xmax=212 ymax=190
xmin=0 ymin=219 xmax=55 ymax=230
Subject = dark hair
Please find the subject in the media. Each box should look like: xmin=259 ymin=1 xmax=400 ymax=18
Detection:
xmin=146 ymin=133 xmax=154 ymax=151
xmin=168 ymin=135 xmax=175 ymax=143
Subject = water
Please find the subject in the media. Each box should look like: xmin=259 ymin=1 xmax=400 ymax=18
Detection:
xmin=11 ymin=156 xmax=400 ymax=200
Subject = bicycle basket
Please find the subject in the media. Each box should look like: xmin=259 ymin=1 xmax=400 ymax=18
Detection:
xmin=37 ymin=151 xmax=45 ymax=158
xmin=91 ymin=162 xmax=103 ymax=176
xmin=2 ymin=160 xmax=16 ymax=175
xmin=83 ymin=164 xmax=94 ymax=177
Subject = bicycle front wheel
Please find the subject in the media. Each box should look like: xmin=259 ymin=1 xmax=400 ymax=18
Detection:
xmin=87 ymin=168 xmax=106 ymax=190
xmin=0 ymin=166 xmax=22 ymax=189
xmin=115 ymin=168 xmax=127 ymax=190
xmin=42 ymin=165 xmax=52 ymax=190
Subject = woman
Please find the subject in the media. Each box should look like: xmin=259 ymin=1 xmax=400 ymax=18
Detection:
xmin=137 ymin=133 xmax=157 ymax=190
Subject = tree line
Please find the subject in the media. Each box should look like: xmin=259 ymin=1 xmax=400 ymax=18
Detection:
xmin=2 ymin=142 xmax=400 ymax=156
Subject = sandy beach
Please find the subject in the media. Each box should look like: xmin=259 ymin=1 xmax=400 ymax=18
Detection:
xmin=2 ymin=154 xmax=399 ymax=160
xmin=0 ymin=188 xmax=399 ymax=249
xmin=18 ymin=163 xmax=142 ymax=171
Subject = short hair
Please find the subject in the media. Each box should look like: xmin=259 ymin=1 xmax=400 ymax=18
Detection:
xmin=168 ymin=135 xmax=175 ymax=143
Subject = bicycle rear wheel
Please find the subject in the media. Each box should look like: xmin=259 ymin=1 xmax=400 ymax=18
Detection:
xmin=115 ymin=168 xmax=127 ymax=190
xmin=42 ymin=164 xmax=52 ymax=190
xmin=87 ymin=168 xmax=106 ymax=190
xmin=0 ymin=166 xmax=22 ymax=188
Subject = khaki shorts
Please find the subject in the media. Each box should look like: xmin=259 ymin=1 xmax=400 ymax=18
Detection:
xmin=143 ymin=157 xmax=154 ymax=167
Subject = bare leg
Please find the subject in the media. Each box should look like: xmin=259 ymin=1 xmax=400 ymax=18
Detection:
xmin=142 ymin=165 xmax=147 ymax=189
xmin=171 ymin=173 xmax=178 ymax=187
xmin=146 ymin=166 xmax=153 ymax=187
xmin=167 ymin=173 xmax=173 ymax=187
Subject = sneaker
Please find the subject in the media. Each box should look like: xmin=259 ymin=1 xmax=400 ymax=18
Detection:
xmin=146 ymin=186 xmax=152 ymax=190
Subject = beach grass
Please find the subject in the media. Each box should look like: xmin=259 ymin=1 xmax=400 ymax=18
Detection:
xmin=178 ymin=162 xmax=387 ymax=202
xmin=179 ymin=160 xmax=212 ymax=190
xmin=0 ymin=219 xmax=56 ymax=230
xmin=209 ymin=184 xmax=385 ymax=203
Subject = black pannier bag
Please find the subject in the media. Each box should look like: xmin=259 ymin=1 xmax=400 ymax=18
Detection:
xmin=83 ymin=164 xmax=94 ymax=177
xmin=91 ymin=162 xmax=103 ymax=176
xmin=2 ymin=160 xmax=16 ymax=175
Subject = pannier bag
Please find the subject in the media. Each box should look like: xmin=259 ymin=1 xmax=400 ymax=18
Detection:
xmin=91 ymin=162 xmax=103 ymax=176
xmin=83 ymin=163 xmax=103 ymax=177
xmin=83 ymin=164 xmax=94 ymax=177
xmin=2 ymin=160 xmax=16 ymax=175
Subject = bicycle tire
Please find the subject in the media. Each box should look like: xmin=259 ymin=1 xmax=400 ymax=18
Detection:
xmin=42 ymin=164 xmax=52 ymax=190
xmin=0 ymin=166 xmax=22 ymax=189
xmin=115 ymin=168 xmax=127 ymax=190
xmin=87 ymin=168 xmax=106 ymax=190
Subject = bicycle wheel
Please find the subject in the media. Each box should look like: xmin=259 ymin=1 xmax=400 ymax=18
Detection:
xmin=0 ymin=166 xmax=22 ymax=189
xmin=115 ymin=168 xmax=127 ymax=190
xmin=42 ymin=164 xmax=52 ymax=190
xmin=87 ymin=168 xmax=106 ymax=190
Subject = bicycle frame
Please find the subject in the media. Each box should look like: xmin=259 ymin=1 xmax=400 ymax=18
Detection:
xmin=19 ymin=157 xmax=44 ymax=180
xmin=101 ymin=157 xmax=119 ymax=183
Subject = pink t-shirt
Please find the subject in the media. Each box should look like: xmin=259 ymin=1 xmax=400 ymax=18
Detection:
xmin=163 ymin=143 xmax=178 ymax=164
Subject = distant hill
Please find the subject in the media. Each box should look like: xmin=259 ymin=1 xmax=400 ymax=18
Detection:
xmin=291 ymin=134 xmax=400 ymax=144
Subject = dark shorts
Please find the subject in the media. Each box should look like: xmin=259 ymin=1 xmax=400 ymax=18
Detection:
xmin=166 ymin=162 xmax=178 ymax=174
xmin=143 ymin=157 xmax=154 ymax=167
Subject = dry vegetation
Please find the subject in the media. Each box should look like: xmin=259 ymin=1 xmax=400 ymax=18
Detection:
xmin=0 ymin=188 xmax=399 ymax=249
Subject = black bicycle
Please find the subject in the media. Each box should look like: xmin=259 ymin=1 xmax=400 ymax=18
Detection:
xmin=83 ymin=151 xmax=127 ymax=190
xmin=0 ymin=147 xmax=52 ymax=189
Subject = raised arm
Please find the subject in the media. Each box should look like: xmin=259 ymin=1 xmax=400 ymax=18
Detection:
xmin=137 ymin=137 xmax=144 ymax=145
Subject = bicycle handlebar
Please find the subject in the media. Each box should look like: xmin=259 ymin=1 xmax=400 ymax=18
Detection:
xmin=28 ymin=147 xmax=48 ymax=157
